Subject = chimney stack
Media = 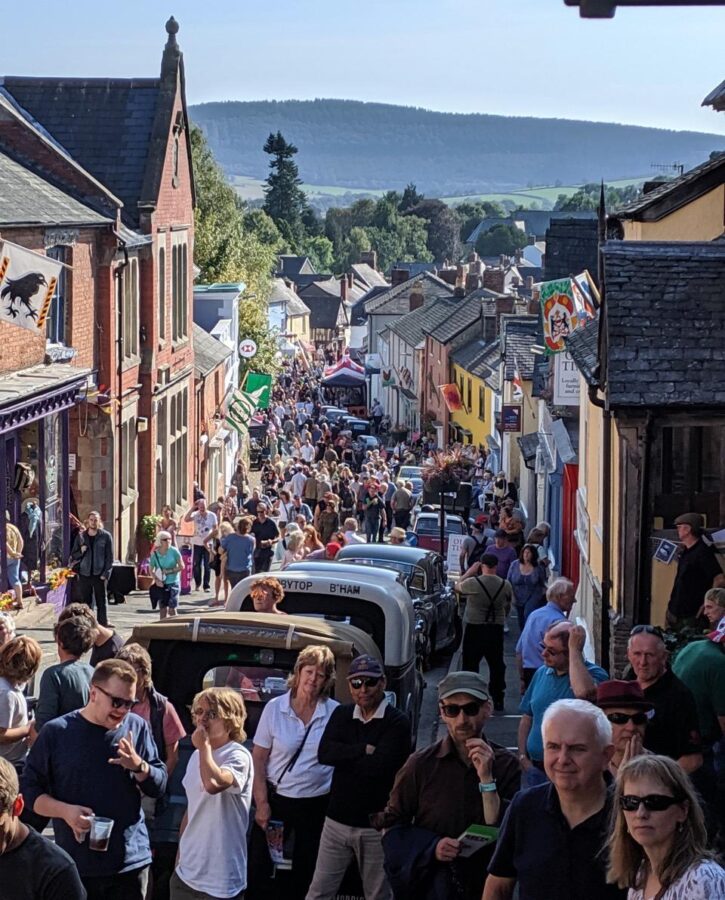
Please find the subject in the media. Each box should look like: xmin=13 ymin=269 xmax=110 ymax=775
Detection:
xmin=409 ymin=282 xmax=425 ymax=310
xmin=483 ymin=267 xmax=506 ymax=294
xmin=340 ymin=276 xmax=347 ymax=302
xmin=526 ymin=276 xmax=535 ymax=290
xmin=347 ymin=272 xmax=354 ymax=289
xmin=360 ymin=250 xmax=378 ymax=271
xmin=391 ymin=268 xmax=409 ymax=287
xmin=527 ymin=297 xmax=540 ymax=317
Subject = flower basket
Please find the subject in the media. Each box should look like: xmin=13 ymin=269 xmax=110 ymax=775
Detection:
xmin=136 ymin=557 xmax=154 ymax=591
xmin=422 ymin=448 xmax=467 ymax=495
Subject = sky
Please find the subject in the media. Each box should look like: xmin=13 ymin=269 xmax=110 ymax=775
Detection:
xmin=3 ymin=0 xmax=724 ymax=135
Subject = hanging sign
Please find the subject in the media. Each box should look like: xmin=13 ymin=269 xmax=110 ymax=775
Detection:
xmin=540 ymin=278 xmax=579 ymax=354
xmin=239 ymin=338 xmax=258 ymax=359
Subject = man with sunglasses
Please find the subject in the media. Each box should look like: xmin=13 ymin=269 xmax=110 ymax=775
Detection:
xmin=21 ymin=659 xmax=167 ymax=900
xmin=380 ymin=671 xmax=520 ymax=900
xmin=594 ymin=680 xmax=654 ymax=777
xmin=306 ymin=655 xmax=410 ymax=900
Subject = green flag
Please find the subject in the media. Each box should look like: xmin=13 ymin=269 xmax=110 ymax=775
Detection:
xmin=244 ymin=372 xmax=273 ymax=409
xmin=226 ymin=386 xmax=265 ymax=437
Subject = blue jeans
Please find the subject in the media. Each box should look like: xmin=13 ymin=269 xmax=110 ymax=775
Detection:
xmin=6 ymin=558 xmax=20 ymax=587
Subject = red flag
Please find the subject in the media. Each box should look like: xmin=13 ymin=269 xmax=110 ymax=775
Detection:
xmin=439 ymin=383 xmax=463 ymax=412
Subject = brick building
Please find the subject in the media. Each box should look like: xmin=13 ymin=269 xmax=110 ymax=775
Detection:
xmin=1 ymin=17 xmax=196 ymax=563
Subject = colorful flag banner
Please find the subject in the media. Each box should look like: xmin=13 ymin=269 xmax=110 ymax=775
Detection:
xmin=512 ymin=360 xmax=524 ymax=401
xmin=572 ymin=270 xmax=599 ymax=320
xmin=243 ymin=372 xmax=273 ymax=410
xmin=0 ymin=240 xmax=65 ymax=333
xmin=540 ymin=278 xmax=579 ymax=354
xmin=226 ymin=386 xmax=266 ymax=437
xmin=439 ymin=383 xmax=463 ymax=413
xmin=382 ymin=368 xmax=397 ymax=388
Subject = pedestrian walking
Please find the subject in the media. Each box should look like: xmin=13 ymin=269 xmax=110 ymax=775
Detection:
xmin=184 ymin=499 xmax=218 ymax=592
xmin=69 ymin=511 xmax=114 ymax=627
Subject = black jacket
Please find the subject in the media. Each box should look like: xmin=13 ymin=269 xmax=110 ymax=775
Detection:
xmin=70 ymin=529 xmax=113 ymax=580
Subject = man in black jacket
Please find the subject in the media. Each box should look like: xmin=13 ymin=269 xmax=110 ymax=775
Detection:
xmin=306 ymin=655 xmax=411 ymax=900
xmin=69 ymin=511 xmax=114 ymax=627
xmin=667 ymin=512 xmax=722 ymax=628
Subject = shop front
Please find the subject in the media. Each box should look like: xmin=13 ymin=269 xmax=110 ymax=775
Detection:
xmin=0 ymin=364 xmax=91 ymax=602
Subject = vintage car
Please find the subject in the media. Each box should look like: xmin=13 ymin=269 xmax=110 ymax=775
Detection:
xmin=226 ymin=563 xmax=423 ymax=734
xmin=335 ymin=544 xmax=457 ymax=669
xmin=412 ymin=511 xmax=468 ymax=554
xmin=128 ymin=612 xmax=377 ymax=899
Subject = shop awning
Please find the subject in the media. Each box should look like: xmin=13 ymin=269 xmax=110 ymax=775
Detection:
xmin=0 ymin=364 xmax=92 ymax=434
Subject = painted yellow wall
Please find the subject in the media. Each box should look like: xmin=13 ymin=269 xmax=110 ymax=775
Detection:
xmin=622 ymin=186 xmax=724 ymax=242
xmin=288 ymin=313 xmax=310 ymax=343
xmin=450 ymin=364 xmax=488 ymax=445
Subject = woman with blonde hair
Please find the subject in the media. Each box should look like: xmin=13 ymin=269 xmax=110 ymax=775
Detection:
xmin=607 ymin=754 xmax=724 ymax=898
xmin=281 ymin=530 xmax=306 ymax=569
xmin=251 ymin=645 xmax=338 ymax=899
xmin=171 ymin=688 xmax=252 ymax=900
xmin=0 ymin=635 xmax=42 ymax=767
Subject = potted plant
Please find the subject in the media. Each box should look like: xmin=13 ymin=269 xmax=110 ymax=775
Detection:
xmin=422 ymin=447 xmax=466 ymax=495
xmin=46 ymin=567 xmax=75 ymax=615
xmin=136 ymin=557 xmax=154 ymax=592
xmin=137 ymin=514 xmax=161 ymax=571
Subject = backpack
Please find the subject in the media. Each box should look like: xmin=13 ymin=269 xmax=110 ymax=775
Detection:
xmin=468 ymin=537 xmax=489 ymax=567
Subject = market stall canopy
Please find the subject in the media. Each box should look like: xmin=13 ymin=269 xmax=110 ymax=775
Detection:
xmin=321 ymin=355 xmax=366 ymax=387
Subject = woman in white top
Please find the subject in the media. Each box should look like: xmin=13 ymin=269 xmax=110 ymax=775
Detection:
xmin=171 ymin=688 xmax=252 ymax=900
xmin=607 ymin=754 xmax=725 ymax=899
xmin=252 ymin=645 xmax=338 ymax=900
xmin=281 ymin=530 xmax=306 ymax=569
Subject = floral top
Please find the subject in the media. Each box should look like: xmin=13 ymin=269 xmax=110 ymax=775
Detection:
xmin=628 ymin=860 xmax=725 ymax=900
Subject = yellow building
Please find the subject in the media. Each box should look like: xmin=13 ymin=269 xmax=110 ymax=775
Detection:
xmin=449 ymin=340 xmax=498 ymax=449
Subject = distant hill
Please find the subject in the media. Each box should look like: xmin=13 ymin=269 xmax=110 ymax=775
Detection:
xmin=188 ymin=99 xmax=724 ymax=197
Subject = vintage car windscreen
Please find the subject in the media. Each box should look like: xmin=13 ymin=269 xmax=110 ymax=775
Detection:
xmin=345 ymin=558 xmax=427 ymax=593
xmin=240 ymin=590 xmax=387 ymax=656
xmin=416 ymin=518 xmax=464 ymax=535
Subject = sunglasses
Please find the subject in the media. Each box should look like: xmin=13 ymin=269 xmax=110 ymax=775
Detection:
xmin=349 ymin=677 xmax=381 ymax=689
xmin=620 ymin=794 xmax=683 ymax=812
xmin=439 ymin=701 xmax=485 ymax=718
xmin=630 ymin=624 xmax=664 ymax=639
xmin=606 ymin=712 xmax=650 ymax=726
xmin=95 ymin=684 xmax=139 ymax=710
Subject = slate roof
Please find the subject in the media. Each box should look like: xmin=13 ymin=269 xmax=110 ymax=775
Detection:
xmin=387 ymin=296 xmax=457 ymax=348
xmin=450 ymin=338 xmax=501 ymax=381
xmin=276 ymin=255 xmax=315 ymax=277
xmin=269 ymin=278 xmax=309 ymax=317
xmin=544 ymin=218 xmax=599 ymax=283
xmin=602 ymin=241 xmax=725 ymax=407
xmin=350 ymin=285 xmax=389 ymax=326
xmin=193 ymin=323 xmax=233 ymax=377
xmin=0 ymin=148 xmax=112 ymax=227
xmin=501 ymin=317 xmax=539 ymax=380
xmin=2 ymin=77 xmax=161 ymax=227
xmin=424 ymin=293 xmax=483 ymax=344
xmin=565 ymin=317 xmax=600 ymax=387
xmin=289 ymin=273 xmax=334 ymax=290
xmin=351 ymin=263 xmax=388 ymax=289
xmin=614 ymin=153 xmax=725 ymax=222
xmin=703 ymin=78 xmax=725 ymax=111
xmin=479 ymin=343 xmax=502 ymax=391
xmin=365 ymin=271 xmax=454 ymax=315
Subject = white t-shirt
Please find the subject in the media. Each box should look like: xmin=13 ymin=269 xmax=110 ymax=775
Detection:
xmin=176 ymin=741 xmax=253 ymax=897
xmin=0 ymin=677 xmax=29 ymax=763
xmin=628 ymin=860 xmax=725 ymax=900
xmin=343 ymin=530 xmax=365 ymax=545
xmin=254 ymin=691 xmax=338 ymax=798
xmin=300 ymin=444 xmax=315 ymax=463
xmin=190 ymin=510 xmax=217 ymax=547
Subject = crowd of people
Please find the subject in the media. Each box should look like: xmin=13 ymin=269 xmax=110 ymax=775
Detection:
xmin=0 ymin=359 xmax=724 ymax=900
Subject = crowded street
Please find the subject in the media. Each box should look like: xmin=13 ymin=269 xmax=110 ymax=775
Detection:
xmin=1 ymin=6 xmax=725 ymax=900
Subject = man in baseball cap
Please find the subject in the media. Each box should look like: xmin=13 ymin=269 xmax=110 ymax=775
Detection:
xmin=308 ymin=655 xmax=410 ymax=900
xmin=668 ymin=512 xmax=721 ymax=628
xmin=595 ymin=680 xmax=654 ymax=777
xmin=380 ymin=671 xmax=520 ymax=899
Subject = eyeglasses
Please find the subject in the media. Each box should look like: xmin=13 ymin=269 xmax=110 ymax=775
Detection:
xmin=349 ymin=677 xmax=381 ymax=689
xmin=541 ymin=644 xmax=565 ymax=656
xmin=606 ymin=712 xmax=650 ymax=726
xmin=439 ymin=701 xmax=485 ymax=718
xmin=192 ymin=707 xmax=218 ymax=720
xmin=620 ymin=794 xmax=683 ymax=812
xmin=94 ymin=684 xmax=139 ymax=710
xmin=630 ymin=624 xmax=664 ymax=639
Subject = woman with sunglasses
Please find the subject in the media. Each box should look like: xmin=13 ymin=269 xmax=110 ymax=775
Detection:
xmin=607 ymin=754 xmax=724 ymax=898
xmin=595 ymin=681 xmax=654 ymax=778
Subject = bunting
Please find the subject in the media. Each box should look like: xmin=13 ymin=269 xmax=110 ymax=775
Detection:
xmin=226 ymin=386 xmax=266 ymax=437
xmin=512 ymin=361 xmax=524 ymax=401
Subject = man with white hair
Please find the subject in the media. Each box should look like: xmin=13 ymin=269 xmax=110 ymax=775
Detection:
xmin=485 ymin=699 xmax=624 ymax=900
xmin=515 ymin=578 xmax=576 ymax=691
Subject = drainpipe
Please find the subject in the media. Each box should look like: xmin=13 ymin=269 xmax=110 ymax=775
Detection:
xmin=112 ymin=227 xmax=129 ymax=556
xmin=636 ymin=412 xmax=655 ymax=626
xmin=588 ymin=383 xmax=611 ymax=671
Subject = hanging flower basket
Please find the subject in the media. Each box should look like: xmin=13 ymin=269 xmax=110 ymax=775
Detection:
xmin=422 ymin=448 xmax=467 ymax=495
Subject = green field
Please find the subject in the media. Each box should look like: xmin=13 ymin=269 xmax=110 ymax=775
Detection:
xmin=229 ymin=175 xmax=648 ymax=208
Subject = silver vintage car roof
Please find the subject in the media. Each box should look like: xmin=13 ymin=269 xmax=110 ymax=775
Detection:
xmin=226 ymin=565 xmax=416 ymax=667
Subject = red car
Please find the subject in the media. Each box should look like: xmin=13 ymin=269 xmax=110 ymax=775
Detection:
xmin=412 ymin=512 xmax=467 ymax=554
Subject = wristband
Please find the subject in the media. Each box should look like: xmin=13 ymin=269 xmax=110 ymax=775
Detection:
xmin=479 ymin=781 xmax=497 ymax=793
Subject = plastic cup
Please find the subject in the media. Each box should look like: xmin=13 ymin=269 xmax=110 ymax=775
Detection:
xmin=88 ymin=816 xmax=114 ymax=852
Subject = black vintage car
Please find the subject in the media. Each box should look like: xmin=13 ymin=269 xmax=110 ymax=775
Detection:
xmin=336 ymin=544 xmax=458 ymax=669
